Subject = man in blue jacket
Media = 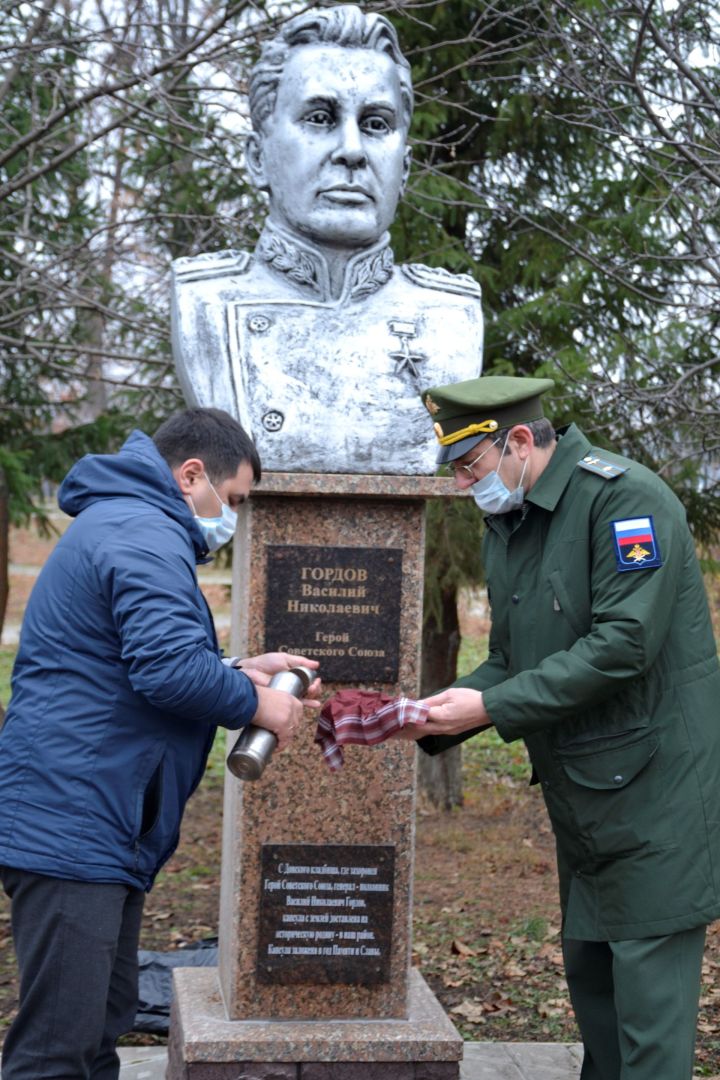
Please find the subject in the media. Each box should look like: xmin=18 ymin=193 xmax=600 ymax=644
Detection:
xmin=0 ymin=406 xmax=318 ymax=1079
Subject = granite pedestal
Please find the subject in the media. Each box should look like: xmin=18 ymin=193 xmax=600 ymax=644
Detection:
xmin=167 ymin=474 xmax=463 ymax=1078
xmin=167 ymin=967 xmax=462 ymax=1078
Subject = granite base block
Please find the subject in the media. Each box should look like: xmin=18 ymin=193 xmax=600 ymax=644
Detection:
xmin=301 ymin=1064 xmax=458 ymax=1079
xmin=170 ymin=1067 xmax=458 ymax=1080
xmin=166 ymin=968 xmax=462 ymax=1080
xmin=171 ymin=1065 xmax=457 ymax=1079
xmin=173 ymin=1066 xmax=296 ymax=1080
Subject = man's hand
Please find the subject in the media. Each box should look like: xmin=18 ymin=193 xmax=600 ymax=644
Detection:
xmin=239 ymin=652 xmax=322 ymax=710
xmin=251 ymin=685 xmax=305 ymax=751
xmin=421 ymin=688 xmax=491 ymax=735
xmin=240 ymin=652 xmax=319 ymax=679
xmin=390 ymin=689 xmax=492 ymax=741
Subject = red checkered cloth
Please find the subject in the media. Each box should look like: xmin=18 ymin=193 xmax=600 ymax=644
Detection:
xmin=316 ymin=690 xmax=430 ymax=771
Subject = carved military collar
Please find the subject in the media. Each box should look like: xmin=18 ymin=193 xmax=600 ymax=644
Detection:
xmin=255 ymin=220 xmax=394 ymax=303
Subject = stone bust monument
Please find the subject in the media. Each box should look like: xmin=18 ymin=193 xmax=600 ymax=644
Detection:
xmin=171 ymin=5 xmax=483 ymax=474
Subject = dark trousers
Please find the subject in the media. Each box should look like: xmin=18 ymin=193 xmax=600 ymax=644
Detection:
xmin=0 ymin=867 xmax=145 ymax=1080
xmin=563 ymin=927 xmax=707 ymax=1080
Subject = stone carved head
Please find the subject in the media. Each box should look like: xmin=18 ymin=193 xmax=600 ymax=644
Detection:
xmin=248 ymin=5 xmax=414 ymax=134
xmin=245 ymin=5 xmax=414 ymax=249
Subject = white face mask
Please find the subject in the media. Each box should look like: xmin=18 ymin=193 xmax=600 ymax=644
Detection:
xmin=471 ymin=436 xmax=528 ymax=515
xmin=189 ymin=474 xmax=238 ymax=552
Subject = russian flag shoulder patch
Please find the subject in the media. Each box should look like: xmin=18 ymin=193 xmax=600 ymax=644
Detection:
xmin=610 ymin=516 xmax=663 ymax=572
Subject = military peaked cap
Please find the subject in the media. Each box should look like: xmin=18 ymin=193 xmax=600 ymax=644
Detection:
xmin=421 ymin=375 xmax=555 ymax=463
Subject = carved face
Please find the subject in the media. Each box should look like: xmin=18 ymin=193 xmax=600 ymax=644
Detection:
xmin=246 ymin=44 xmax=411 ymax=249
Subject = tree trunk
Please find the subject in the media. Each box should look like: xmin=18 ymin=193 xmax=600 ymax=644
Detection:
xmin=418 ymin=583 xmax=463 ymax=810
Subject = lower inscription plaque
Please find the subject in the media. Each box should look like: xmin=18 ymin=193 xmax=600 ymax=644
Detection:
xmin=264 ymin=544 xmax=403 ymax=682
xmin=257 ymin=843 xmax=395 ymax=985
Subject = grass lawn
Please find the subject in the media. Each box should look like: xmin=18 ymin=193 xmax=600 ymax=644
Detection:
xmin=0 ymin=649 xmax=15 ymax=708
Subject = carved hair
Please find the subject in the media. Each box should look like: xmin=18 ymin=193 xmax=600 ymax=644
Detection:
xmin=249 ymin=4 xmax=414 ymax=133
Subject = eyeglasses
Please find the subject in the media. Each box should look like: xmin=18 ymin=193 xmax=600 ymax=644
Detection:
xmin=444 ymin=438 xmax=501 ymax=477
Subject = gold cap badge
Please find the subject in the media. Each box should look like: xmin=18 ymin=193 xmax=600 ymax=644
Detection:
xmin=436 ymin=418 xmax=499 ymax=446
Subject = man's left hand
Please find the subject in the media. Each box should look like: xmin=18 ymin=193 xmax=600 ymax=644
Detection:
xmin=239 ymin=653 xmax=322 ymax=709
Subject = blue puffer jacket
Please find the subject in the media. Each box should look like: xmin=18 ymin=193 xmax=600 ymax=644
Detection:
xmin=0 ymin=431 xmax=258 ymax=890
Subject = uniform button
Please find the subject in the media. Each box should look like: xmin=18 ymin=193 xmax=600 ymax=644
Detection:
xmin=262 ymin=410 xmax=284 ymax=432
xmin=575 ymin=870 xmax=582 ymax=878
xmin=613 ymin=774 xmax=623 ymax=784
xmin=511 ymin=594 xmax=520 ymax=604
xmin=247 ymin=314 xmax=271 ymax=333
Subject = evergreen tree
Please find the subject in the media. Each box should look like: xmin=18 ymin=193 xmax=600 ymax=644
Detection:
xmin=0 ymin=0 xmax=261 ymax=637
xmin=390 ymin=0 xmax=719 ymax=534
xmin=383 ymin=0 xmax=720 ymax=802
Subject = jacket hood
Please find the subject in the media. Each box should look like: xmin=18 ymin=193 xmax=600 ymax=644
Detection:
xmin=58 ymin=430 xmax=209 ymax=559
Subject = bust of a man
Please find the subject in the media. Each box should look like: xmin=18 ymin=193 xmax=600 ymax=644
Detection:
xmin=171 ymin=4 xmax=483 ymax=474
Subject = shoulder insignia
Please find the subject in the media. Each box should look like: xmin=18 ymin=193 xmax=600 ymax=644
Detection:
xmin=172 ymin=249 xmax=251 ymax=284
xmin=400 ymin=262 xmax=482 ymax=300
xmin=610 ymin=516 xmax=663 ymax=572
xmin=577 ymin=454 xmax=628 ymax=480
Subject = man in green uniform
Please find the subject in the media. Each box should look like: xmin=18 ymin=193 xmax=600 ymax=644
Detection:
xmin=405 ymin=375 xmax=720 ymax=1080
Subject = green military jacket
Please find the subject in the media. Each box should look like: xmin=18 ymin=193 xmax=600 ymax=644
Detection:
xmin=421 ymin=424 xmax=720 ymax=941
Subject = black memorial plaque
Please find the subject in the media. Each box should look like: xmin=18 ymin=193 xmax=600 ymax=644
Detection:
xmin=264 ymin=545 xmax=403 ymax=682
xmin=257 ymin=843 xmax=395 ymax=986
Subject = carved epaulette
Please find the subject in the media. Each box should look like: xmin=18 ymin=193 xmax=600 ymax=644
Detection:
xmin=172 ymin=249 xmax=251 ymax=284
xmin=577 ymin=453 xmax=629 ymax=480
xmin=400 ymin=262 xmax=482 ymax=300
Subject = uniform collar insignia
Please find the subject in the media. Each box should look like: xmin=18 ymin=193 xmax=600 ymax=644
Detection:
xmin=578 ymin=453 xmax=628 ymax=480
xmin=256 ymin=220 xmax=394 ymax=303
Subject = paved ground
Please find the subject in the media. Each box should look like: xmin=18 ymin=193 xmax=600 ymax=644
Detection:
xmin=118 ymin=1042 xmax=583 ymax=1079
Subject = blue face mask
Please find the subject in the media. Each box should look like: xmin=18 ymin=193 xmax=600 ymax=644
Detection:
xmin=471 ymin=438 xmax=528 ymax=515
xmin=190 ymin=474 xmax=238 ymax=552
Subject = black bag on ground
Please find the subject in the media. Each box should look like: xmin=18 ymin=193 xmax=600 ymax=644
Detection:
xmin=133 ymin=938 xmax=218 ymax=1034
